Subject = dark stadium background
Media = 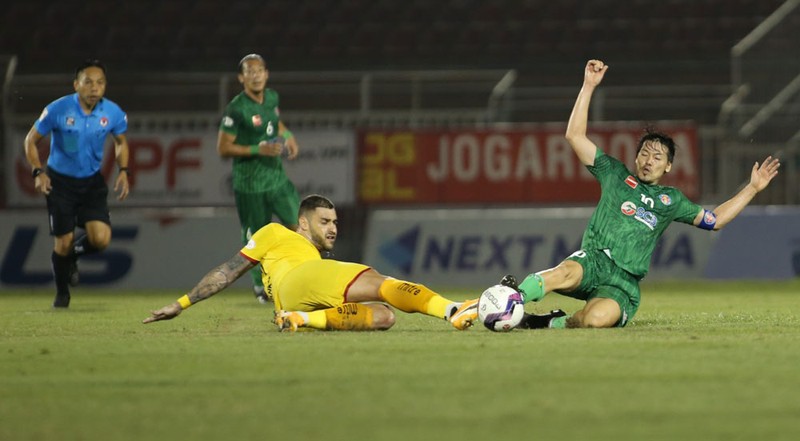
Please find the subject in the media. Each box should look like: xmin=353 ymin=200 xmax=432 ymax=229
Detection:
xmin=1 ymin=0 xmax=798 ymax=276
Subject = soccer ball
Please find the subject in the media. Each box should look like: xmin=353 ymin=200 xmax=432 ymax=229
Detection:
xmin=478 ymin=284 xmax=525 ymax=332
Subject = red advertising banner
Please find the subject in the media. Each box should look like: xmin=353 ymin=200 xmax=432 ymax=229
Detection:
xmin=358 ymin=124 xmax=699 ymax=204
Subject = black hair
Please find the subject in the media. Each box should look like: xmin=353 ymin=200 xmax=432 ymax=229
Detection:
xmin=238 ymin=54 xmax=265 ymax=74
xmin=299 ymin=194 xmax=335 ymax=217
xmin=75 ymin=59 xmax=106 ymax=80
xmin=637 ymin=128 xmax=676 ymax=163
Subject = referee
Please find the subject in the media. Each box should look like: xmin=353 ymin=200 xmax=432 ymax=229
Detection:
xmin=23 ymin=59 xmax=130 ymax=308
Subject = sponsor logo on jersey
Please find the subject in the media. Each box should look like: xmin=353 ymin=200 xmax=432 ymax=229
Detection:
xmin=625 ymin=175 xmax=638 ymax=189
xmin=659 ymin=194 xmax=672 ymax=205
xmin=620 ymin=201 xmax=637 ymax=216
xmin=620 ymin=201 xmax=658 ymax=230
xmin=100 ymin=117 xmax=109 ymax=127
xmin=66 ymin=117 xmax=75 ymax=126
xmin=222 ymin=116 xmax=234 ymax=127
xmin=245 ymin=239 xmax=256 ymax=249
xmin=252 ymin=115 xmax=262 ymax=127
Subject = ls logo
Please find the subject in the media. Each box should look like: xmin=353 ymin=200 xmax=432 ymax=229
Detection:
xmin=0 ymin=226 xmax=137 ymax=285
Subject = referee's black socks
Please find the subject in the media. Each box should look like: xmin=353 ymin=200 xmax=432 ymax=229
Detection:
xmin=51 ymin=251 xmax=72 ymax=296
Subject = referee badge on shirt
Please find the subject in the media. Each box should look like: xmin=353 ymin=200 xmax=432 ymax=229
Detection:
xmin=66 ymin=117 xmax=75 ymax=126
xmin=252 ymin=115 xmax=262 ymax=127
xmin=100 ymin=117 xmax=109 ymax=127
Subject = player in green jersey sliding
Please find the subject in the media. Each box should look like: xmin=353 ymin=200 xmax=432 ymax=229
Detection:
xmin=501 ymin=59 xmax=781 ymax=329
xmin=217 ymin=54 xmax=301 ymax=304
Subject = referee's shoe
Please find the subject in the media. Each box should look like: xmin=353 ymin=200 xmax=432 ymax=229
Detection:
xmin=53 ymin=293 xmax=71 ymax=308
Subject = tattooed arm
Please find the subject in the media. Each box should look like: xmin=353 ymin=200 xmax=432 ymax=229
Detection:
xmin=142 ymin=253 xmax=257 ymax=324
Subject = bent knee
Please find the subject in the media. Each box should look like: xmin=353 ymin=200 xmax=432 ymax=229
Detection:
xmin=85 ymin=222 xmax=112 ymax=250
xmin=89 ymin=234 xmax=111 ymax=250
xmin=574 ymin=308 xmax=619 ymax=328
xmin=569 ymin=298 xmax=621 ymax=328
xmin=581 ymin=312 xmax=616 ymax=328
xmin=372 ymin=306 xmax=396 ymax=330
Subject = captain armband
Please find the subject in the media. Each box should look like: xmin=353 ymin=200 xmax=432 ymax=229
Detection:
xmin=697 ymin=209 xmax=717 ymax=230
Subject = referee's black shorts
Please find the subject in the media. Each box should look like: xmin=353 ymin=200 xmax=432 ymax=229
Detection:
xmin=45 ymin=168 xmax=110 ymax=236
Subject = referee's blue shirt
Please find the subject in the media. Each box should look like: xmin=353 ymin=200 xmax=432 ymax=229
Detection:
xmin=34 ymin=93 xmax=128 ymax=178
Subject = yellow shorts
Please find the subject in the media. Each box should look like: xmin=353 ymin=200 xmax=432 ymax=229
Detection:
xmin=276 ymin=260 xmax=371 ymax=311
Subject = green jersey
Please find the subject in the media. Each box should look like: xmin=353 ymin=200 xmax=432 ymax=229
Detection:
xmin=582 ymin=150 xmax=702 ymax=278
xmin=220 ymin=89 xmax=288 ymax=193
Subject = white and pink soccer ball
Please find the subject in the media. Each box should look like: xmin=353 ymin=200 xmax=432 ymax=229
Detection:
xmin=478 ymin=284 xmax=525 ymax=332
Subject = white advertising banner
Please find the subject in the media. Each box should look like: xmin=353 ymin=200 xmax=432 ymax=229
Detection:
xmin=4 ymin=128 xmax=355 ymax=207
xmin=282 ymin=130 xmax=356 ymax=203
xmin=0 ymin=210 xmax=248 ymax=290
xmin=3 ymin=207 xmax=793 ymax=290
xmin=363 ymin=208 xmax=717 ymax=288
xmin=703 ymin=206 xmax=800 ymax=279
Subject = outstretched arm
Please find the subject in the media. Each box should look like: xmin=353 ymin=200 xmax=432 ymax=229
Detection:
xmin=565 ymin=60 xmax=609 ymax=167
xmin=142 ymin=253 xmax=257 ymax=323
xmin=694 ymin=156 xmax=781 ymax=230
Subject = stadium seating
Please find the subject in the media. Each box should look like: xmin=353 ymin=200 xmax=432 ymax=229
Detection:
xmin=1 ymin=0 xmax=784 ymax=73
xmin=0 ymin=0 xmax=789 ymax=124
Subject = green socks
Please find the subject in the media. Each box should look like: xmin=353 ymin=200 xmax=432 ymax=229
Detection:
xmin=518 ymin=273 xmax=546 ymax=303
xmin=549 ymin=316 xmax=567 ymax=328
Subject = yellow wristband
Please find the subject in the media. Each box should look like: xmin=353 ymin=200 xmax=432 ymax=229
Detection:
xmin=177 ymin=295 xmax=192 ymax=310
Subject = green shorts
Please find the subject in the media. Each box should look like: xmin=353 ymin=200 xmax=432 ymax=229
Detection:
xmin=562 ymin=249 xmax=641 ymax=327
xmin=234 ymin=181 xmax=300 ymax=288
xmin=234 ymin=180 xmax=300 ymax=241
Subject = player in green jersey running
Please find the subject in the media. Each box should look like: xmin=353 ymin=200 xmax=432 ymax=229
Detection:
xmin=217 ymin=54 xmax=301 ymax=304
xmin=500 ymin=59 xmax=781 ymax=329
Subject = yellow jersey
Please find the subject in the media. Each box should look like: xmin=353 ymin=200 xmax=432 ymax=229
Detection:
xmin=239 ymin=223 xmax=321 ymax=300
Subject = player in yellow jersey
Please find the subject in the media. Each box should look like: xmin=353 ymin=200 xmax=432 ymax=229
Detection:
xmin=142 ymin=195 xmax=478 ymax=331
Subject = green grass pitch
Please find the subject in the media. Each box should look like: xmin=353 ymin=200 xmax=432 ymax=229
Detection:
xmin=2 ymin=280 xmax=800 ymax=441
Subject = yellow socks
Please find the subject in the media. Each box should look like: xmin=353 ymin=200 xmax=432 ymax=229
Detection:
xmin=305 ymin=310 xmax=327 ymax=329
xmin=297 ymin=305 xmax=377 ymax=331
xmin=322 ymin=304 xmax=375 ymax=330
xmin=292 ymin=278 xmax=458 ymax=331
xmin=378 ymin=278 xmax=453 ymax=319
